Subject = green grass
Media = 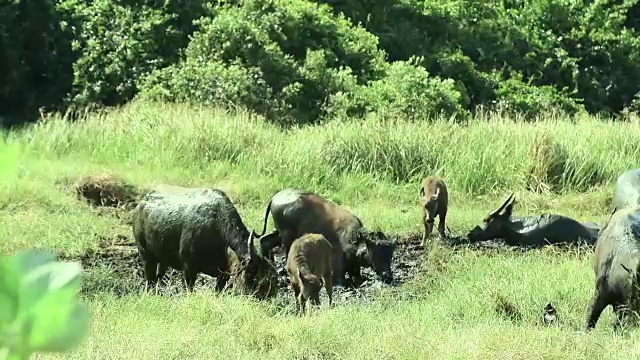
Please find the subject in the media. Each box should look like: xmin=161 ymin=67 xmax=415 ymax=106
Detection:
xmin=3 ymin=100 xmax=640 ymax=359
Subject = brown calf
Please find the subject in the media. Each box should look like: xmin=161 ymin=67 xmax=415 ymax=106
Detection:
xmin=286 ymin=233 xmax=333 ymax=315
xmin=419 ymin=176 xmax=449 ymax=246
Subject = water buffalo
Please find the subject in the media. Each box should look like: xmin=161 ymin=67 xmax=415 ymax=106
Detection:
xmin=419 ymin=176 xmax=449 ymax=245
xmin=466 ymin=193 xmax=597 ymax=247
xmin=287 ymin=233 xmax=333 ymax=315
xmin=585 ymin=206 xmax=640 ymax=330
xmin=258 ymin=188 xmax=396 ymax=286
xmin=133 ymin=186 xmax=278 ymax=297
xmin=227 ymin=247 xmax=278 ymax=300
xmin=612 ymin=168 xmax=640 ymax=210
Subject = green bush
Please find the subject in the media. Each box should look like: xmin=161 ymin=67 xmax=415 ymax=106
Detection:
xmin=139 ymin=0 xmax=386 ymax=125
xmin=495 ymin=76 xmax=585 ymax=120
xmin=327 ymin=59 xmax=469 ymax=121
xmin=139 ymin=59 xmax=280 ymax=120
xmin=3 ymin=0 xmax=640 ymax=126
xmin=58 ymin=0 xmax=208 ymax=109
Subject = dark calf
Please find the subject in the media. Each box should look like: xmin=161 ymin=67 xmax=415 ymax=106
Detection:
xmin=287 ymin=233 xmax=334 ymax=315
xmin=419 ymin=176 xmax=449 ymax=246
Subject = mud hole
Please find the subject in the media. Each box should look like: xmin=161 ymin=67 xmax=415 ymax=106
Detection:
xmin=57 ymin=230 xmax=590 ymax=311
xmin=58 ymin=232 xmax=435 ymax=306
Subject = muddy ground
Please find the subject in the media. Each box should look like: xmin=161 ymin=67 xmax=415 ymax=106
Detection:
xmin=57 ymin=227 xmax=589 ymax=312
xmin=58 ymin=231 xmax=434 ymax=304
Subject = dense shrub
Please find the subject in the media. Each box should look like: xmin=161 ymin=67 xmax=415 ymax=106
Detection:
xmin=495 ymin=76 xmax=585 ymax=120
xmin=2 ymin=0 xmax=640 ymax=126
xmin=58 ymin=0 xmax=208 ymax=109
xmin=140 ymin=0 xmax=386 ymax=125
xmin=0 ymin=0 xmax=74 ymax=124
xmin=139 ymin=59 xmax=279 ymax=120
xmin=326 ymin=59 xmax=469 ymax=122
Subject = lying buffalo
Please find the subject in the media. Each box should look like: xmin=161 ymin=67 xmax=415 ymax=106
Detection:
xmin=287 ymin=233 xmax=334 ymax=315
xmin=258 ymin=188 xmax=396 ymax=286
xmin=466 ymin=193 xmax=597 ymax=247
xmin=133 ymin=186 xmax=278 ymax=298
xmin=612 ymin=168 xmax=640 ymax=210
xmin=585 ymin=206 xmax=640 ymax=330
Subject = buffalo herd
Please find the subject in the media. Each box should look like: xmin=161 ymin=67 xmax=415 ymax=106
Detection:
xmin=131 ymin=168 xmax=640 ymax=329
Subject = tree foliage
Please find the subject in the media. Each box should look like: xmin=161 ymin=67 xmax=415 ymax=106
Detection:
xmin=2 ymin=0 xmax=640 ymax=126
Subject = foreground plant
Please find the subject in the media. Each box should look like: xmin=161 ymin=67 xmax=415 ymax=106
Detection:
xmin=0 ymin=250 xmax=89 ymax=359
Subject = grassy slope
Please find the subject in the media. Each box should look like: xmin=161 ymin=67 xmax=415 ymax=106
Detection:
xmin=3 ymin=101 xmax=640 ymax=359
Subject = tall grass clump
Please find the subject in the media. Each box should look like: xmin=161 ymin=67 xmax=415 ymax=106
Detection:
xmin=526 ymin=130 xmax=569 ymax=194
xmin=8 ymin=101 xmax=640 ymax=196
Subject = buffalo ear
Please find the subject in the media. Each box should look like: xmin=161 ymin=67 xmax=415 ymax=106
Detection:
xmin=297 ymin=267 xmax=306 ymax=284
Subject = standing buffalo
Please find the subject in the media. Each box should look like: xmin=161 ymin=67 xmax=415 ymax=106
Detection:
xmin=466 ymin=193 xmax=597 ymax=247
xmin=419 ymin=176 xmax=449 ymax=246
xmin=612 ymin=168 xmax=640 ymax=210
xmin=585 ymin=206 xmax=640 ymax=330
xmin=286 ymin=233 xmax=333 ymax=315
xmin=133 ymin=186 xmax=278 ymax=298
xmin=258 ymin=188 xmax=396 ymax=286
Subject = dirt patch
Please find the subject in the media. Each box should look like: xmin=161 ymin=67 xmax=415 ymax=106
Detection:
xmin=70 ymin=173 xmax=141 ymax=208
xmin=59 ymin=230 xmax=429 ymax=305
xmin=59 ymin=228 xmax=591 ymax=308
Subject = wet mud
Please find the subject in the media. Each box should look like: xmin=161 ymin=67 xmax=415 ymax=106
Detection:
xmin=57 ymin=228 xmax=591 ymax=310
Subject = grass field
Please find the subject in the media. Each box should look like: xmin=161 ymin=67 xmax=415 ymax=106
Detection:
xmin=3 ymin=101 xmax=640 ymax=359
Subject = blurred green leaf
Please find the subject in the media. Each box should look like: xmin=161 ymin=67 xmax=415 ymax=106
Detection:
xmin=0 ymin=250 xmax=89 ymax=359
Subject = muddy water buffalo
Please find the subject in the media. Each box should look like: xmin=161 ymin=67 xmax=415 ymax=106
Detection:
xmin=258 ymin=188 xmax=396 ymax=286
xmin=133 ymin=187 xmax=278 ymax=297
xmin=612 ymin=168 xmax=640 ymax=210
xmin=585 ymin=206 xmax=640 ymax=330
xmin=227 ymin=247 xmax=278 ymax=299
xmin=466 ymin=193 xmax=597 ymax=247
xmin=419 ymin=176 xmax=449 ymax=245
xmin=287 ymin=233 xmax=333 ymax=314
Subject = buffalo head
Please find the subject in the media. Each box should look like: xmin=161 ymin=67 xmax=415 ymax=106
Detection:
xmin=298 ymin=267 xmax=323 ymax=306
xmin=467 ymin=193 xmax=516 ymax=243
xmin=258 ymin=229 xmax=282 ymax=261
xmin=358 ymin=230 xmax=396 ymax=283
xmin=235 ymin=231 xmax=279 ymax=299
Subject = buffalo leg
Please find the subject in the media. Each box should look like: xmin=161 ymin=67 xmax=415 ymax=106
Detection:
xmin=182 ymin=265 xmax=198 ymax=292
xmin=331 ymin=252 xmax=346 ymax=287
xmin=155 ymin=263 xmax=168 ymax=295
xmin=324 ymin=271 xmax=333 ymax=306
xmin=612 ymin=302 xmax=639 ymax=330
xmin=585 ymin=289 xmax=608 ymax=331
xmin=291 ymin=282 xmax=302 ymax=315
xmin=421 ymin=220 xmax=429 ymax=247
xmin=216 ymin=272 xmax=230 ymax=292
xmin=142 ymin=258 xmax=158 ymax=293
xmin=438 ymin=211 xmax=447 ymax=239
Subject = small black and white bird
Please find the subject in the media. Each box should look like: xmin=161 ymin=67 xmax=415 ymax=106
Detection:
xmin=543 ymin=302 xmax=557 ymax=326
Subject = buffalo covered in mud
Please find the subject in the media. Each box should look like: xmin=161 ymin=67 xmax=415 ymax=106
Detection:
xmin=133 ymin=186 xmax=278 ymax=298
xmin=466 ymin=193 xmax=598 ymax=248
xmin=257 ymin=188 xmax=396 ymax=286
